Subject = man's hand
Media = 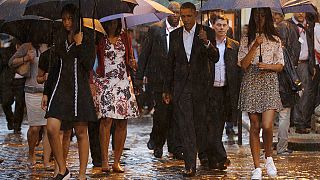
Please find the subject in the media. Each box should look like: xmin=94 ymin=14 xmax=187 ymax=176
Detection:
xmin=41 ymin=95 xmax=48 ymax=111
xmin=199 ymin=28 xmax=208 ymax=44
xmin=162 ymin=93 xmax=171 ymax=104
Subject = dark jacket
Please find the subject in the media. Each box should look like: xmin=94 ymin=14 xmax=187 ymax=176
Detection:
xmin=165 ymin=24 xmax=219 ymax=102
xmin=277 ymin=19 xmax=315 ymax=73
xmin=136 ymin=21 xmax=169 ymax=92
xmin=211 ymin=37 xmax=241 ymax=111
xmin=0 ymin=46 xmax=16 ymax=85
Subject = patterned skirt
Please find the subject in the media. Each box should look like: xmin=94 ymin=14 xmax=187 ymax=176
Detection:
xmin=239 ymin=65 xmax=283 ymax=113
xmin=94 ymin=76 xmax=139 ymax=120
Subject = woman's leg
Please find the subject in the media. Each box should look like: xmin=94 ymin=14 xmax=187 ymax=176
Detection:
xmin=53 ymin=131 xmax=64 ymax=177
xmin=62 ymin=129 xmax=72 ymax=161
xmin=74 ymin=123 xmax=89 ymax=179
xmin=99 ymin=118 xmax=113 ymax=170
xmin=47 ymin=118 xmax=66 ymax=175
xmin=261 ymin=110 xmax=276 ymax=158
xmin=248 ymin=113 xmax=261 ymax=168
xmin=27 ymin=126 xmax=42 ymax=165
xmin=113 ymin=119 xmax=128 ymax=172
xmin=42 ymin=126 xmax=52 ymax=167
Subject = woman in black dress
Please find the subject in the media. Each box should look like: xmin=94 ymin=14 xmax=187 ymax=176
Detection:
xmin=42 ymin=4 xmax=97 ymax=180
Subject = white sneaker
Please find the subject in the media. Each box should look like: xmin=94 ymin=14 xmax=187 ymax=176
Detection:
xmin=265 ymin=157 xmax=277 ymax=177
xmin=251 ymin=168 xmax=262 ymax=180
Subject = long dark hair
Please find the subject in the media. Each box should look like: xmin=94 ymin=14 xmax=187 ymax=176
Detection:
xmin=103 ymin=19 xmax=122 ymax=37
xmin=248 ymin=8 xmax=279 ymax=47
xmin=61 ymin=4 xmax=80 ymax=33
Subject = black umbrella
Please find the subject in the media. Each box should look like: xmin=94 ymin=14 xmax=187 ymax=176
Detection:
xmin=0 ymin=0 xmax=60 ymax=44
xmin=24 ymin=0 xmax=137 ymax=20
xmin=0 ymin=17 xmax=62 ymax=44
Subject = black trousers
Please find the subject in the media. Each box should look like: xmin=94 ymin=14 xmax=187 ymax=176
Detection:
xmin=149 ymin=92 xmax=182 ymax=153
xmin=1 ymin=78 xmax=25 ymax=131
xmin=175 ymin=91 xmax=207 ymax=170
xmin=207 ymin=87 xmax=228 ymax=164
xmin=88 ymin=121 xmax=101 ymax=166
xmin=293 ymin=63 xmax=314 ymax=129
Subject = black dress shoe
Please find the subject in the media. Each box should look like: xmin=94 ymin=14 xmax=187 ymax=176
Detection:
xmin=217 ymin=158 xmax=231 ymax=170
xmin=147 ymin=140 xmax=155 ymax=150
xmin=183 ymin=169 xmax=196 ymax=177
xmin=200 ymin=158 xmax=209 ymax=167
xmin=154 ymin=148 xmax=163 ymax=158
xmin=173 ymin=152 xmax=184 ymax=160
xmin=7 ymin=122 xmax=13 ymax=130
xmin=14 ymin=129 xmax=22 ymax=134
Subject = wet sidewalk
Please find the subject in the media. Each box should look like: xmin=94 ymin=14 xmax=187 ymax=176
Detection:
xmin=0 ymin=113 xmax=320 ymax=179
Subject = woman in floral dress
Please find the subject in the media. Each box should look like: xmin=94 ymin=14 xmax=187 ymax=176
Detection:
xmin=238 ymin=8 xmax=284 ymax=179
xmin=92 ymin=19 xmax=139 ymax=173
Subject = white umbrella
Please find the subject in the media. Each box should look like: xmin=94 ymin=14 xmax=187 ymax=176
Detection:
xmin=99 ymin=0 xmax=173 ymax=28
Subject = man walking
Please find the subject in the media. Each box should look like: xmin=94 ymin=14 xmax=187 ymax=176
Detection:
xmin=278 ymin=12 xmax=315 ymax=134
xmin=0 ymin=39 xmax=25 ymax=134
xmin=165 ymin=2 xmax=219 ymax=176
xmin=136 ymin=2 xmax=183 ymax=159
xmin=206 ymin=15 xmax=241 ymax=170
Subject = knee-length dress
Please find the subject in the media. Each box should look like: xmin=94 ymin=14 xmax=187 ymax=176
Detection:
xmin=45 ymin=32 xmax=98 ymax=123
xmin=93 ymin=35 xmax=139 ymax=119
xmin=238 ymin=34 xmax=284 ymax=113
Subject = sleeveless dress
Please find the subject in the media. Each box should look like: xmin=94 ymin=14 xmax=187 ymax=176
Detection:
xmin=238 ymin=34 xmax=284 ymax=113
xmin=93 ymin=35 xmax=139 ymax=119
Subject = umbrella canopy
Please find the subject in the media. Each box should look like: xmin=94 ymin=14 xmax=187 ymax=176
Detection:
xmin=24 ymin=0 xmax=137 ymax=20
xmin=201 ymin=0 xmax=316 ymax=13
xmin=0 ymin=0 xmax=54 ymax=43
xmin=0 ymin=0 xmax=105 ymax=43
xmin=100 ymin=0 xmax=173 ymax=28
xmin=280 ymin=0 xmax=317 ymax=13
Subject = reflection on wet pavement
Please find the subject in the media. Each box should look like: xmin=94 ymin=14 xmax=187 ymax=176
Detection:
xmin=0 ymin=116 xmax=320 ymax=179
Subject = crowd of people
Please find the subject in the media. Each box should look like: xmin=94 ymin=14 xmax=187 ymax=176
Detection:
xmin=0 ymin=1 xmax=320 ymax=180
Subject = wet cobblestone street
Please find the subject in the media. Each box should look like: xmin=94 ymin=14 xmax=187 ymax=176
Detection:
xmin=0 ymin=114 xmax=320 ymax=179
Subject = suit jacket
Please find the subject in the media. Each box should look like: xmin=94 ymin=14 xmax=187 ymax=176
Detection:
xmin=136 ymin=21 xmax=169 ymax=92
xmin=211 ymin=37 xmax=241 ymax=111
xmin=278 ymin=19 xmax=315 ymax=73
xmin=166 ymin=24 xmax=219 ymax=102
xmin=0 ymin=46 xmax=16 ymax=85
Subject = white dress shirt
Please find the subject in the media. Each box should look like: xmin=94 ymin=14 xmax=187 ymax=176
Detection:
xmin=292 ymin=17 xmax=309 ymax=60
xmin=166 ymin=19 xmax=181 ymax=51
xmin=183 ymin=23 xmax=196 ymax=62
xmin=315 ymin=23 xmax=320 ymax=65
xmin=214 ymin=38 xmax=227 ymax=87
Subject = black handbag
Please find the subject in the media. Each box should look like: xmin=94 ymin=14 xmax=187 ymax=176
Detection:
xmin=282 ymin=47 xmax=302 ymax=92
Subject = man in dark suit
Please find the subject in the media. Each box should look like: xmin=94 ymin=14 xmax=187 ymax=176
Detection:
xmin=0 ymin=39 xmax=26 ymax=133
xmin=206 ymin=15 xmax=241 ymax=171
xmin=164 ymin=2 xmax=219 ymax=176
xmin=278 ymin=12 xmax=315 ymax=134
xmin=136 ymin=1 xmax=183 ymax=159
